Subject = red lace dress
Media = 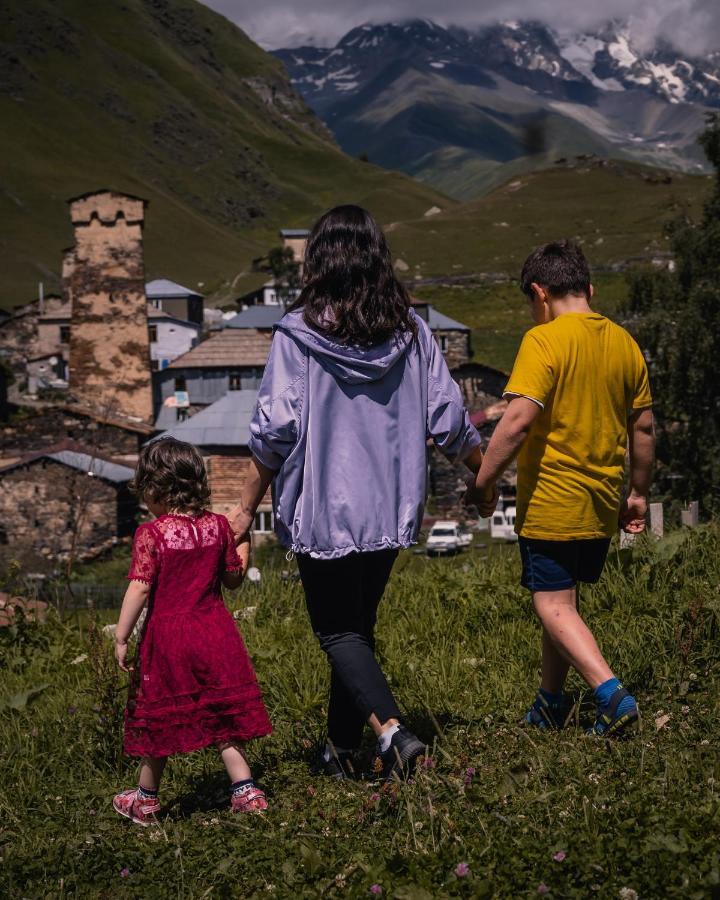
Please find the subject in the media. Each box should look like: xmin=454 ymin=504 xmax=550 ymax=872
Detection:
xmin=123 ymin=511 xmax=272 ymax=758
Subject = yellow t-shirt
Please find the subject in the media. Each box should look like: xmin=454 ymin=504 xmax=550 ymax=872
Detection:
xmin=504 ymin=313 xmax=652 ymax=541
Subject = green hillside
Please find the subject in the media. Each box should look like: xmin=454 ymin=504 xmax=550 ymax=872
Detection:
xmin=0 ymin=0 xmax=450 ymax=309
xmin=386 ymin=159 xmax=710 ymax=280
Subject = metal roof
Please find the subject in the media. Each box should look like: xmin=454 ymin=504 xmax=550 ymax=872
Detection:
xmin=157 ymin=390 xmax=257 ymax=447
xmin=226 ymin=306 xmax=284 ymax=329
xmin=146 ymin=278 xmax=204 ymax=300
xmin=426 ymin=307 xmax=470 ymax=331
xmin=0 ymin=448 xmax=135 ymax=483
xmin=280 ymin=229 xmax=310 ymax=238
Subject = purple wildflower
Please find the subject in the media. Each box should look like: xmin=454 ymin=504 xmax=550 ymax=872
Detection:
xmin=421 ymin=756 xmax=435 ymax=769
xmin=369 ymin=885 xmax=383 ymax=895
xmin=466 ymin=767 xmax=476 ymax=777
xmin=538 ymin=884 xmax=550 ymax=895
xmin=455 ymin=862 xmax=470 ymax=877
xmin=369 ymin=793 xmax=381 ymax=803
xmin=553 ymin=851 xmax=567 ymax=863
xmin=120 ymin=868 xmax=130 ymax=878
xmin=68 ymin=706 xmax=78 ymax=716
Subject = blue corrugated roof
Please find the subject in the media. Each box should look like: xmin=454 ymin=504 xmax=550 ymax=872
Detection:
xmin=157 ymin=390 xmax=257 ymax=447
xmin=426 ymin=306 xmax=470 ymax=331
xmin=226 ymin=306 xmax=284 ymax=329
xmin=146 ymin=278 xmax=204 ymax=300
xmin=47 ymin=450 xmax=134 ymax=483
xmin=280 ymin=229 xmax=310 ymax=237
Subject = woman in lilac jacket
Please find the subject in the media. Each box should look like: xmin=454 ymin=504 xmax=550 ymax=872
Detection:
xmin=230 ymin=206 xmax=492 ymax=780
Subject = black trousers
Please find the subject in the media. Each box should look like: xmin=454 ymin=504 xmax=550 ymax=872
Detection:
xmin=296 ymin=549 xmax=402 ymax=749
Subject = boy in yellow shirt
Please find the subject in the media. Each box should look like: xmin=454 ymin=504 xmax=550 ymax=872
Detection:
xmin=469 ymin=240 xmax=655 ymax=737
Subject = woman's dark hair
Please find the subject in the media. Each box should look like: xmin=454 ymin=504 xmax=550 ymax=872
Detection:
xmin=289 ymin=205 xmax=417 ymax=346
xmin=131 ymin=437 xmax=211 ymax=515
xmin=521 ymin=239 xmax=591 ymax=299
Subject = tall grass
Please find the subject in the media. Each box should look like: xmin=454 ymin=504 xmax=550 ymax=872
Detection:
xmin=1 ymin=527 xmax=719 ymax=898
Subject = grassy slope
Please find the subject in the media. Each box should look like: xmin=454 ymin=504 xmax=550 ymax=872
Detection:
xmin=0 ymin=0 xmax=449 ymax=309
xmin=1 ymin=526 xmax=719 ymax=897
xmin=387 ymin=161 xmax=710 ymax=280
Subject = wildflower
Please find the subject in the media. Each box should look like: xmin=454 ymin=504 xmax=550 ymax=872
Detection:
xmin=421 ymin=756 xmax=435 ymax=769
xmin=369 ymin=886 xmax=383 ymax=895
xmin=68 ymin=706 xmax=78 ymax=716
xmin=466 ymin=767 xmax=476 ymax=777
xmin=369 ymin=793 xmax=381 ymax=803
xmin=538 ymin=885 xmax=550 ymax=895
xmin=71 ymin=654 xmax=88 ymax=665
xmin=149 ymin=829 xmax=162 ymax=842
xmin=120 ymin=868 xmax=130 ymax=878
xmin=619 ymin=889 xmax=638 ymax=900
xmin=307 ymin=786 xmax=317 ymax=796
xmin=681 ymin=705 xmax=690 ymax=714
xmin=553 ymin=851 xmax=567 ymax=863
xmin=455 ymin=862 xmax=470 ymax=877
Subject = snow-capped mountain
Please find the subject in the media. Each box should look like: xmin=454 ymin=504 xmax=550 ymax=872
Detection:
xmin=273 ymin=20 xmax=719 ymax=198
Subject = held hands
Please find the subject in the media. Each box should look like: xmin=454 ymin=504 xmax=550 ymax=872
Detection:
xmin=464 ymin=474 xmax=500 ymax=518
xmin=237 ymin=534 xmax=251 ymax=577
xmin=619 ymin=491 xmax=648 ymax=534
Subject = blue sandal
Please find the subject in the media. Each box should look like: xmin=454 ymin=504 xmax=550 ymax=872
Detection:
xmin=589 ymin=687 xmax=639 ymax=737
xmin=524 ymin=691 xmax=573 ymax=730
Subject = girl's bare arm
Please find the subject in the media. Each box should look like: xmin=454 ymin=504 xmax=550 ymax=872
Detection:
xmin=115 ymin=580 xmax=151 ymax=671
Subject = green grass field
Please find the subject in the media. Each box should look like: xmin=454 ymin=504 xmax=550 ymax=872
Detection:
xmin=2 ymin=525 xmax=719 ymax=898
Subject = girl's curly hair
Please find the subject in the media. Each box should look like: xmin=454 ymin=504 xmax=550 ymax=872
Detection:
xmin=131 ymin=438 xmax=211 ymax=515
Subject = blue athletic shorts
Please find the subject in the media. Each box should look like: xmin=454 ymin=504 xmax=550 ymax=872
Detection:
xmin=518 ymin=537 xmax=611 ymax=592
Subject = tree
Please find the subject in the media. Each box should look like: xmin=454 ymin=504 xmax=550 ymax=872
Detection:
xmin=622 ymin=114 xmax=720 ymax=509
xmin=267 ymin=245 xmax=301 ymax=307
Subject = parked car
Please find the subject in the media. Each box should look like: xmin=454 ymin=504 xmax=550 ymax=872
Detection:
xmin=426 ymin=520 xmax=473 ymax=556
xmin=489 ymin=506 xmax=518 ymax=542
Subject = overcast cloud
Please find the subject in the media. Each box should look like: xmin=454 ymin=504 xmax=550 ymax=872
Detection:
xmin=203 ymin=0 xmax=720 ymax=55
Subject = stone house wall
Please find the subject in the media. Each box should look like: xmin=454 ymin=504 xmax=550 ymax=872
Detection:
xmin=206 ymin=454 xmax=274 ymax=541
xmin=0 ymin=459 xmax=136 ymax=570
xmin=435 ymin=329 xmax=471 ymax=369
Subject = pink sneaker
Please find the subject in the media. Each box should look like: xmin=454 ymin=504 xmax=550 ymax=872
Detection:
xmin=112 ymin=789 xmax=160 ymax=827
xmin=231 ymin=786 xmax=268 ymax=813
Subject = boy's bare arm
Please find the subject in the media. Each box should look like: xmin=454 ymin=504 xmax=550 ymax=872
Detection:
xmin=227 ymin=457 xmax=276 ymax=544
xmin=620 ymin=407 xmax=655 ymax=533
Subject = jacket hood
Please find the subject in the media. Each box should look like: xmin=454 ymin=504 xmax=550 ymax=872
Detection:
xmin=275 ymin=309 xmax=414 ymax=384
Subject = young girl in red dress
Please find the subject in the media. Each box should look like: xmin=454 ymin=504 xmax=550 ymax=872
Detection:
xmin=112 ymin=438 xmax=272 ymax=826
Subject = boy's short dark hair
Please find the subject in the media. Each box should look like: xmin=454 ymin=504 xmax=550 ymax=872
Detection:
xmin=131 ymin=437 xmax=211 ymax=515
xmin=521 ymin=240 xmax=591 ymax=299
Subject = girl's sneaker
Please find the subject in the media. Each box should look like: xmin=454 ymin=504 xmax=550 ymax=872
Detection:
xmin=309 ymin=747 xmax=357 ymax=779
xmin=231 ymin=785 xmax=268 ymax=813
xmin=112 ymin=789 xmax=160 ymax=827
xmin=373 ymin=726 xmax=426 ymax=782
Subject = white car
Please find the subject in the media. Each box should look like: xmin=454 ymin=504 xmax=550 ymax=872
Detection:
xmin=490 ymin=507 xmax=518 ymax=542
xmin=426 ymin=521 xmax=473 ymax=556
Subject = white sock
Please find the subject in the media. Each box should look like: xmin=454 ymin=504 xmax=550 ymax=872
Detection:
xmin=378 ymin=723 xmax=400 ymax=753
xmin=322 ymin=741 xmax=352 ymax=762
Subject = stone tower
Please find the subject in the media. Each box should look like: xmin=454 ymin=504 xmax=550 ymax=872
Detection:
xmin=66 ymin=190 xmax=153 ymax=423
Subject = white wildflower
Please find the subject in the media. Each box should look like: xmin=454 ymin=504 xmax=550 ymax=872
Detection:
xmin=71 ymin=654 xmax=88 ymax=665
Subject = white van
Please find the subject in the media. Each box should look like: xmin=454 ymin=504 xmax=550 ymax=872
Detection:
xmin=490 ymin=507 xmax=518 ymax=542
xmin=426 ymin=521 xmax=473 ymax=556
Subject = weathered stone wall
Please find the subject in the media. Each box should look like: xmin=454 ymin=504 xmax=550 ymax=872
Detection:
xmin=452 ymin=363 xmax=508 ymax=411
xmin=0 ymin=459 xmax=136 ymax=570
xmin=0 ymin=409 xmax=143 ymax=459
xmin=436 ymin=330 xmax=471 ymax=369
xmin=206 ymin=454 xmax=274 ymax=542
xmin=67 ymin=191 xmax=154 ymax=423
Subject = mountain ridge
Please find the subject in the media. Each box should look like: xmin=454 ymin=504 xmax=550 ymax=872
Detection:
xmin=274 ymin=19 xmax=718 ymax=198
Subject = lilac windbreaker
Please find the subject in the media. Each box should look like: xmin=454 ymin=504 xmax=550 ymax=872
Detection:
xmin=248 ymin=309 xmax=481 ymax=559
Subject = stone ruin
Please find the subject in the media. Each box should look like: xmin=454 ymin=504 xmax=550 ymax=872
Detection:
xmin=66 ymin=190 xmax=153 ymax=423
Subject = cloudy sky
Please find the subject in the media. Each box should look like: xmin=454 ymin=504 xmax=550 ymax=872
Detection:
xmin=202 ymin=0 xmax=720 ymax=55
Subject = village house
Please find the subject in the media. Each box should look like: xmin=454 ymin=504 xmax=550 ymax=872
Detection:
xmin=146 ymin=278 xmax=204 ymax=326
xmin=152 ymin=328 xmax=273 ymax=416
xmin=155 ymin=390 xmax=274 ymax=537
xmin=0 ymin=443 xmax=137 ymax=571
xmin=239 ymin=227 xmax=310 ymax=307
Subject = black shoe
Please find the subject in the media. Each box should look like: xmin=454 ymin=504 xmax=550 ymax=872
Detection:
xmin=309 ymin=747 xmax=357 ymax=780
xmin=374 ymin=727 xmax=426 ymax=782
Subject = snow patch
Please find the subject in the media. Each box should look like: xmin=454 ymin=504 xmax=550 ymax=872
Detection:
xmin=557 ymin=35 xmax=625 ymax=91
xmin=430 ymin=61 xmax=446 ymax=69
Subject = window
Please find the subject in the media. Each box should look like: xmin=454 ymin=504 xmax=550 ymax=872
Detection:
xmin=59 ymin=325 xmax=70 ymax=344
xmin=0 ymin=526 xmax=7 ymax=546
xmin=229 ymin=372 xmax=242 ymax=391
xmin=149 ymin=324 xmax=158 ymax=343
xmin=151 ymin=359 xmax=159 ymax=371
xmin=175 ymin=376 xmax=187 ymax=392
xmin=438 ymin=334 xmax=448 ymax=353
xmin=253 ymin=511 xmax=275 ymax=533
